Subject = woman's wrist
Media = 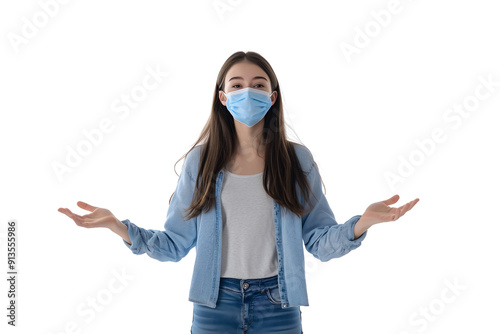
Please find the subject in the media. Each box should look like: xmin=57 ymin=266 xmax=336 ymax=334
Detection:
xmin=353 ymin=215 xmax=371 ymax=239
xmin=108 ymin=218 xmax=132 ymax=245
xmin=107 ymin=217 xmax=123 ymax=233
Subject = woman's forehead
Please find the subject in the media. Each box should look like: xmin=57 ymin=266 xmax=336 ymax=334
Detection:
xmin=226 ymin=62 xmax=269 ymax=81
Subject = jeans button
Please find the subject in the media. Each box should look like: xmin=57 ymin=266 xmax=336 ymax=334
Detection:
xmin=242 ymin=282 xmax=249 ymax=290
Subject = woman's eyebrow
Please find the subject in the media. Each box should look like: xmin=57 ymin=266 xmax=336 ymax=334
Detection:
xmin=228 ymin=76 xmax=268 ymax=82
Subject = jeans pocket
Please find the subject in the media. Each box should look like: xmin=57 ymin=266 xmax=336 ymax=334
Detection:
xmin=264 ymin=285 xmax=282 ymax=305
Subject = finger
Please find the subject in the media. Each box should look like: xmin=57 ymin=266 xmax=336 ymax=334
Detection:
xmin=407 ymin=199 xmax=418 ymax=211
xmin=390 ymin=202 xmax=407 ymax=217
xmin=394 ymin=205 xmax=405 ymax=220
xmin=398 ymin=205 xmax=409 ymax=219
xmin=397 ymin=200 xmax=418 ymax=218
xmin=394 ymin=198 xmax=417 ymax=215
xmin=393 ymin=202 xmax=409 ymax=220
xmin=382 ymin=194 xmax=400 ymax=206
xmin=58 ymin=207 xmax=74 ymax=217
xmin=59 ymin=208 xmax=84 ymax=224
xmin=77 ymin=201 xmax=98 ymax=212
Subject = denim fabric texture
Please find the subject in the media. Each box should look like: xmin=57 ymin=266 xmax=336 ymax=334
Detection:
xmin=121 ymin=143 xmax=368 ymax=309
xmin=191 ymin=275 xmax=302 ymax=333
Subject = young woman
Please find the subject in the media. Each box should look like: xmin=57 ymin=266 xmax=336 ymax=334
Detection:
xmin=58 ymin=51 xmax=419 ymax=333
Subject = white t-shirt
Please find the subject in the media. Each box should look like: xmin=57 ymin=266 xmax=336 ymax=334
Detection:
xmin=220 ymin=168 xmax=279 ymax=279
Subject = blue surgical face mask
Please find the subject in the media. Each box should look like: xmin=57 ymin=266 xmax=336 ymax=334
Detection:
xmin=223 ymin=87 xmax=273 ymax=127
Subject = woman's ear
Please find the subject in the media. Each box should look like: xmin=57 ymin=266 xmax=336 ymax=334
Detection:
xmin=219 ymin=90 xmax=227 ymax=106
xmin=270 ymin=91 xmax=277 ymax=106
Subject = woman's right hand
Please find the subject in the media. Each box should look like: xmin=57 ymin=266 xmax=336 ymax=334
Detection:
xmin=58 ymin=201 xmax=120 ymax=229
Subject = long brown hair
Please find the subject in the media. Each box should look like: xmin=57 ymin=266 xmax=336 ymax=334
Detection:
xmin=170 ymin=51 xmax=322 ymax=221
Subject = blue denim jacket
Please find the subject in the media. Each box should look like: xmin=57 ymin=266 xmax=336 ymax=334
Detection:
xmin=121 ymin=143 xmax=367 ymax=309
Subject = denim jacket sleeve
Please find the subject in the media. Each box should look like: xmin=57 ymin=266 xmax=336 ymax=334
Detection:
xmin=301 ymin=156 xmax=367 ymax=262
xmin=120 ymin=149 xmax=198 ymax=262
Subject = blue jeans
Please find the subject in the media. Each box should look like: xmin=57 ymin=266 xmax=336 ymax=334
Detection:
xmin=190 ymin=275 xmax=303 ymax=333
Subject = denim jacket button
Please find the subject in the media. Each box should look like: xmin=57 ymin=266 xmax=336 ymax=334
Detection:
xmin=283 ymin=304 xmax=287 ymax=308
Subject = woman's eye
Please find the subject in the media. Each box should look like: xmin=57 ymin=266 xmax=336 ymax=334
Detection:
xmin=231 ymin=84 xmax=264 ymax=89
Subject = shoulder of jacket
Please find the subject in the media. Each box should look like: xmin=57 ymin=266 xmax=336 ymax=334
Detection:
xmin=183 ymin=144 xmax=204 ymax=181
xmin=291 ymin=142 xmax=315 ymax=175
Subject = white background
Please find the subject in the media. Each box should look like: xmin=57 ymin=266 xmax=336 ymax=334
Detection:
xmin=1 ymin=0 xmax=499 ymax=333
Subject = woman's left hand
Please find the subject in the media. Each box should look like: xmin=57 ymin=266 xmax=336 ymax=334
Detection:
xmin=360 ymin=194 xmax=419 ymax=227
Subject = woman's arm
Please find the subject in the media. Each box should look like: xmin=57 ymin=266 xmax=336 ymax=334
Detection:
xmin=108 ymin=218 xmax=131 ymax=245
xmin=301 ymin=160 xmax=368 ymax=262
xmin=58 ymin=147 xmax=201 ymax=262
xmin=353 ymin=218 xmax=371 ymax=240
xmin=109 ymin=160 xmax=198 ymax=262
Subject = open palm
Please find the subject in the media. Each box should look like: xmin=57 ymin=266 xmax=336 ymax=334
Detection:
xmin=58 ymin=201 xmax=118 ymax=228
xmin=361 ymin=194 xmax=419 ymax=226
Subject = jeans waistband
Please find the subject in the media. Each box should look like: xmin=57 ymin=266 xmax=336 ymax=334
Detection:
xmin=220 ymin=275 xmax=278 ymax=293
